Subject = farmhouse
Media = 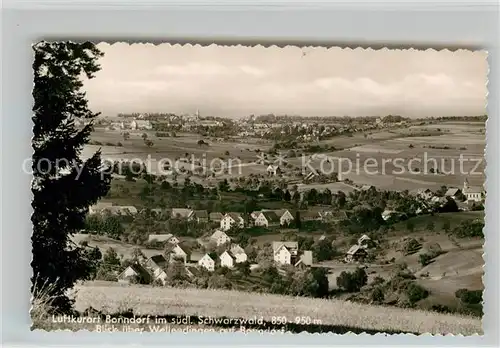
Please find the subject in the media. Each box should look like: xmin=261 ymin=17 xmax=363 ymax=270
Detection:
xmin=209 ymin=212 xmax=223 ymax=223
xmin=167 ymin=243 xmax=193 ymax=264
xmin=198 ymin=254 xmax=215 ymax=272
xmin=345 ymin=245 xmax=367 ymax=263
xmin=273 ymin=209 xmax=294 ymax=225
xmin=171 ymin=208 xmax=194 ymax=219
xmin=253 ymin=211 xmax=280 ymax=228
xmin=210 ymin=229 xmax=232 ymax=246
xmin=463 ymin=180 xmax=484 ymax=202
xmin=147 ymin=233 xmax=180 ymax=245
xmin=145 ymin=255 xmax=169 ymax=279
xmin=298 ymin=210 xmax=322 ymax=222
xmin=185 ymin=265 xmax=202 ymax=278
xmin=219 ymin=251 xmax=237 ymax=269
xmin=220 ymin=213 xmax=245 ymax=231
xmin=118 ymin=263 xmax=151 ymax=284
xmin=357 ymin=234 xmax=371 ymax=248
xmin=188 ymin=210 xmax=209 ymax=223
xmin=272 ymin=241 xmax=299 ymax=265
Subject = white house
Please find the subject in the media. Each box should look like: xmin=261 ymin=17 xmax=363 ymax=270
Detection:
xmin=219 ymin=251 xmax=236 ymax=269
xmin=266 ymin=165 xmax=281 ymax=176
xmin=345 ymin=245 xmax=367 ymax=263
xmin=168 ymin=243 xmax=191 ymax=264
xmin=147 ymin=233 xmax=179 ymax=245
xmin=357 ymin=234 xmax=371 ymax=247
xmin=220 ymin=213 xmax=245 ymax=231
xmin=276 ymin=209 xmax=294 ymax=225
xmin=210 ymin=229 xmax=232 ymax=246
xmin=145 ymin=255 xmax=169 ymax=279
xmin=198 ymin=253 xmax=215 ymax=272
xmin=253 ymin=211 xmax=280 ymax=228
xmin=130 ymin=120 xmax=153 ymax=130
xmin=272 ymin=241 xmax=298 ymax=265
xmin=463 ymin=179 xmax=484 ymax=202
xmin=118 ymin=264 xmax=151 ymax=284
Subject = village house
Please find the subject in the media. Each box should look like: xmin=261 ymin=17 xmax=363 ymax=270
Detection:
xmin=188 ymin=210 xmax=209 ymax=223
xmin=210 ymin=229 xmax=232 ymax=246
xmin=253 ymin=211 xmax=280 ymax=228
xmin=171 ymin=208 xmax=193 ymax=219
xmin=147 ymin=233 xmax=180 ymax=245
xmin=145 ymin=255 xmax=169 ymax=279
xmin=382 ymin=209 xmax=397 ymax=221
xmin=463 ymin=179 xmax=485 ymax=202
xmin=88 ymin=202 xmax=113 ymax=214
xmin=345 ymin=245 xmax=368 ymax=263
xmin=118 ymin=263 xmax=152 ymax=284
xmin=357 ymin=234 xmax=373 ymax=248
xmin=209 ymin=212 xmax=224 ymax=223
xmin=184 ymin=265 xmax=202 ymax=278
xmin=130 ymin=119 xmax=153 ymax=130
xmin=266 ymin=165 xmax=282 ymax=177
xmin=272 ymin=241 xmax=299 ymax=265
xmin=220 ymin=213 xmax=245 ymax=231
xmin=167 ymin=243 xmax=193 ymax=264
xmin=198 ymin=253 xmax=215 ymax=272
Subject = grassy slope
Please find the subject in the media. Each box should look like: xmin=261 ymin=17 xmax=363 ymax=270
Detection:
xmin=71 ymin=281 xmax=482 ymax=335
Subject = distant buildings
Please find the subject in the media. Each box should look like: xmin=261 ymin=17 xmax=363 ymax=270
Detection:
xmin=130 ymin=120 xmax=153 ymax=130
xmin=210 ymin=229 xmax=232 ymax=246
xmin=272 ymin=241 xmax=299 ymax=265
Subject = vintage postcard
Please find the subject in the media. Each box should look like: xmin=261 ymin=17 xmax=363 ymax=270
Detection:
xmin=31 ymin=42 xmax=486 ymax=335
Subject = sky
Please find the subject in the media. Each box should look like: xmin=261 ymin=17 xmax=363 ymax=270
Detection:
xmin=83 ymin=43 xmax=488 ymax=118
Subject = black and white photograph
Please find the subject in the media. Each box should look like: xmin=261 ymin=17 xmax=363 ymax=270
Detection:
xmin=31 ymin=42 xmax=486 ymax=335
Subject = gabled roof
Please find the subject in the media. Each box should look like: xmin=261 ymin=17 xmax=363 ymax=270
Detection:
xmin=260 ymin=211 xmax=280 ymax=223
xmin=119 ymin=263 xmax=151 ymax=281
xmin=171 ymin=208 xmax=193 ymax=219
xmin=190 ymin=210 xmax=208 ymax=219
xmin=200 ymin=253 xmax=215 ymax=262
xmin=220 ymin=250 xmax=235 ymax=259
xmin=210 ymin=229 xmax=230 ymax=241
xmin=445 ymin=188 xmax=460 ymax=196
xmin=189 ymin=251 xmax=204 ymax=262
xmin=230 ymin=244 xmax=246 ymax=255
xmin=209 ymin=212 xmax=223 ymax=218
xmin=176 ymin=242 xmax=194 ymax=255
xmin=185 ymin=265 xmax=202 ymax=277
xmin=224 ymin=212 xmax=243 ymax=221
xmin=148 ymin=255 xmax=168 ymax=268
xmin=464 ymin=186 xmax=484 ymax=194
xmin=272 ymin=241 xmax=298 ymax=254
xmin=148 ymin=233 xmax=174 ymax=242
xmin=346 ymin=245 xmax=362 ymax=255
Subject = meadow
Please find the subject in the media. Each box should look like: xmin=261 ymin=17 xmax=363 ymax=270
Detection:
xmin=70 ymin=281 xmax=482 ymax=335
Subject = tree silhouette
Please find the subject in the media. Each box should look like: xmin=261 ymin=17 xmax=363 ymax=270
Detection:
xmin=31 ymin=42 xmax=111 ymax=312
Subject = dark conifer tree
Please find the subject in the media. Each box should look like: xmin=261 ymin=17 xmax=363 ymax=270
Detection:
xmin=31 ymin=42 xmax=111 ymax=312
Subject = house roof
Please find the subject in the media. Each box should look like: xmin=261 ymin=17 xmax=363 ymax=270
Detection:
xmin=358 ymin=234 xmax=371 ymax=244
xmin=209 ymin=212 xmax=223 ymax=218
xmin=464 ymin=186 xmax=483 ymax=194
xmin=230 ymin=244 xmax=246 ymax=255
xmin=272 ymin=241 xmax=298 ymax=253
xmin=119 ymin=263 xmax=151 ymax=280
xmin=346 ymin=245 xmax=362 ymax=255
xmin=361 ymin=185 xmax=375 ymax=191
xmin=298 ymin=210 xmax=320 ymax=220
xmin=260 ymin=211 xmax=280 ymax=223
xmin=171 ymin=208 xmax=193 ymax=218
xmin=148 ymin=233 xmax=174 ymax=242
xmin=191 ymin=210 xmax=208 ymax=219
xmin=189 ymin=251 xmax=204 ymax=262
xmin=185 ymin=265 xmax=202 ymax=277
xmin=200 ymin=253 xmax=215 ymax=262
xmin=210 ymin=229 xmax=230 ymax=241
xmin=149 ymin=255 xmax=169 ymax=268
xmin=176 ymin=242 xmax=194 ymax=255
xmin=445 ymin=188 xmax=460 ymax=196
xmin=225 ymin=212 xmax=243 ymax=221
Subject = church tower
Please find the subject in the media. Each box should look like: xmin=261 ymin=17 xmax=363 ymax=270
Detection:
xmin=463 ymin=178 xmax=470 ymax=191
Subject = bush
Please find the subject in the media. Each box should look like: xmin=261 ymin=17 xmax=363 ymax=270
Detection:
xmin=419 ymin=253 xmax=433 ymax=267
xmin=336 ymin=268 xmax=367 ymax=292
xmin=455 ymin=288 xmax=483 ymax=305
xmin=406 ymin=283 xmax=429 ymax=303
xmin=371 ymin=286 xmax=385 ymax=303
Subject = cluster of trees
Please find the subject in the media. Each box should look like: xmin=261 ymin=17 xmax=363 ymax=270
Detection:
xmin=450 ymin=219 xmax=484 ymax=238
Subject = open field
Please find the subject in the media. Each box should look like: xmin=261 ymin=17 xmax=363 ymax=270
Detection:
xmin=70 ymin=281 xmax=482 ymax=335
